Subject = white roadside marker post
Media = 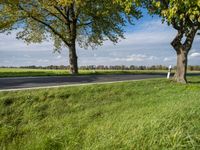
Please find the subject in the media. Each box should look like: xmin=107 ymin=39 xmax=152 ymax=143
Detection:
xmin=92 ymin=65 xmax=96 ymax=73
xmin=167 ymin=65 xmax=172 ymax=79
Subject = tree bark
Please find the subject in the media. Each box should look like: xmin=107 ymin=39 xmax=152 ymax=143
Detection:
xmin=68 ymin=43 xmax=78 ymax=75
xmin=171 ymin=27 xmax=197 ymax=84
xmin=67 ymin=4 xmax=78 ymax=75
xmin=174 ymin=50 xmax=188 ymax=83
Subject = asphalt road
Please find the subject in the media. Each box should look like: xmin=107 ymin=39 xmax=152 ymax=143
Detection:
xmin=0 ymin=74 xmax=166 ymax=90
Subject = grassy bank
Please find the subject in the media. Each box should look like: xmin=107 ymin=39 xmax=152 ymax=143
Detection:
xmin=1 ymin=77 xmax=200 ymax=149
xmin=0 ymin=68 xmax=170 ymax=78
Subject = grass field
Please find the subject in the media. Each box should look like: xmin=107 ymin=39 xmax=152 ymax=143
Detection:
xmin=1 ymin=77 xmax=200 ymax=149
xmin=0 ymin=68 xmax=199 ymax=78
xmin=0 ymin=68 xmax=170 ymax=78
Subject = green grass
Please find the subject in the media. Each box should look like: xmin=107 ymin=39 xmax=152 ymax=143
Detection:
xmin=0 ymin=68 xmax=170 ymax=78
xmin=1 ymin=77 xmax=200 ymax=149
xmin=0 ymin=68 xmax=69 ymax=77
xmin=0 ymin=68 xmax=199 ymax=78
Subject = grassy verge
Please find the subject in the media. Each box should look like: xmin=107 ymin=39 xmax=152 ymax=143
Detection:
xmin=1 ymin=77 xmax=200 ymax=149
xmin=0 ymin=68 xmax=170 ymax=78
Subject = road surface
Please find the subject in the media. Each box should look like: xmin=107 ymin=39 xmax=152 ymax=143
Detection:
xmin=0 ymin=74 xmax=166 ymax=91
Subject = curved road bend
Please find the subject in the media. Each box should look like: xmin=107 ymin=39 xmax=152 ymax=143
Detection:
xmin=0 ymin=74 xmax=166 ymax=90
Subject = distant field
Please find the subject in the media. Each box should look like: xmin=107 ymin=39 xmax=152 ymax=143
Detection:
xmin=0 ymin=68 xmax=171 ymax=78
xmin=0 ymin=68 xmax=199 ymax=78
xmin=0 ymin=68 xmax=69 ymax=77
xmin=1 ymin=77 xmax=200 ymax=149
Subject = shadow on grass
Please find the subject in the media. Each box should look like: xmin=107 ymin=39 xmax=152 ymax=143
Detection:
xmin=188 ymin=81 xmax=200 ymax=84
xmin=188 ymin=76 xmax=200 ymax=84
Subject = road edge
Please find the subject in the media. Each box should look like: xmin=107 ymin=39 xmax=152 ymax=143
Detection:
xmin=0 ymin=78 xmax=163 ymax=92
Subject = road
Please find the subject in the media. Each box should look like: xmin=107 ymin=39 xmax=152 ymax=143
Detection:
xmin=0 ymin=74 xmax=166 ymax=91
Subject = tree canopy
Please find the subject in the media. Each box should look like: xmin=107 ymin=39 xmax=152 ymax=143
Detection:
xmin=116 ymin=0 xmax=200 ymax=83
xmin=150 ymin=0 xmax=200 ymax=83
xmin=0 ymin=0 xmax=140 ymax=49
xmin=151 ymin=0 xmax=200 ymax=35
xmin=0 ymin=0 xmax=141 ymax=73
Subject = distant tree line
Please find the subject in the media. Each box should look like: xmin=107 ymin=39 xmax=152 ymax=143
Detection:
xmin=1 ymin=65 xmax=200 ymax=71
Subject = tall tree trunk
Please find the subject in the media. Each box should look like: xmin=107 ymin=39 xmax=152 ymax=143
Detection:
xmin=174 ymin=50 xmax=188 ymax=83
xmin=171 ymin=27 xmax=197 ymax=84
xmin=68 ymin=4 xmax=78 ymax=75
xmin=68 ymin=43 xmax=78 ymax=75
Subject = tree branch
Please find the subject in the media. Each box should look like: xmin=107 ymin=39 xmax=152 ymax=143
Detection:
xmin=42 ymin=8 xmax=65 ymax=24
xmin=54 ymin=6 xmax=72 ymax=34
xmin=18 ymin=4 xmax=70 ymax=46
xmin=54 ymin=6 xmax=72 ymax=24
xmin=31 ymin=16 xmax=70 ymax=46
xmin=183 ymin=26 xmax=198 ymax=52
xmin=171 ymin=30 xmax=184 ymax=52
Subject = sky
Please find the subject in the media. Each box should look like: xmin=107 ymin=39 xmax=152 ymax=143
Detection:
xmin=0 ymin=12 xmax=200 ymax=67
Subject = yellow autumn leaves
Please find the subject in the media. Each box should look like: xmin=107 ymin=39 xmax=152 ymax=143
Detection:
xmin=154 ymin=0 xmax=200 ymax=23
xmin=57 ymin=0 xmax=83 ymax=7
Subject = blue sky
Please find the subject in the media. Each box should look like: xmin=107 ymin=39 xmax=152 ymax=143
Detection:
xmin=0 ymin=12 xmax=199 ymax=67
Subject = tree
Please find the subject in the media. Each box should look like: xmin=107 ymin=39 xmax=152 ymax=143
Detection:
xmin=146 ymin=0 xmax=200 ymax=83
xmin=0 ymin=0 xmax=141 ymax=74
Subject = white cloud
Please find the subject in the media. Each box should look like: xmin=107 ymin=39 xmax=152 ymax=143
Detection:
xmin=164 ymin=57 xmax=176 ymax=62
xmin=190 ymin=53 xmax=200 ymax=58
xmin=195 ymin=35 xmax=200 ymax=41
xmin=23 ymin=54 xmax=31 ymax=58
xmin=0 ymin=19 xmax=199 ymax=66
xmin=56 ymin=55 xmax=62 ymax=59
xmin=100 ymin=20 xmax=176 ymax=48
xmin=114 ymin=54 xmax=158 ymax=62
xmin=37 ymin=59 xmax=49 ymax=63
xmin=0 ymin=30 xmax=53 ymax=52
